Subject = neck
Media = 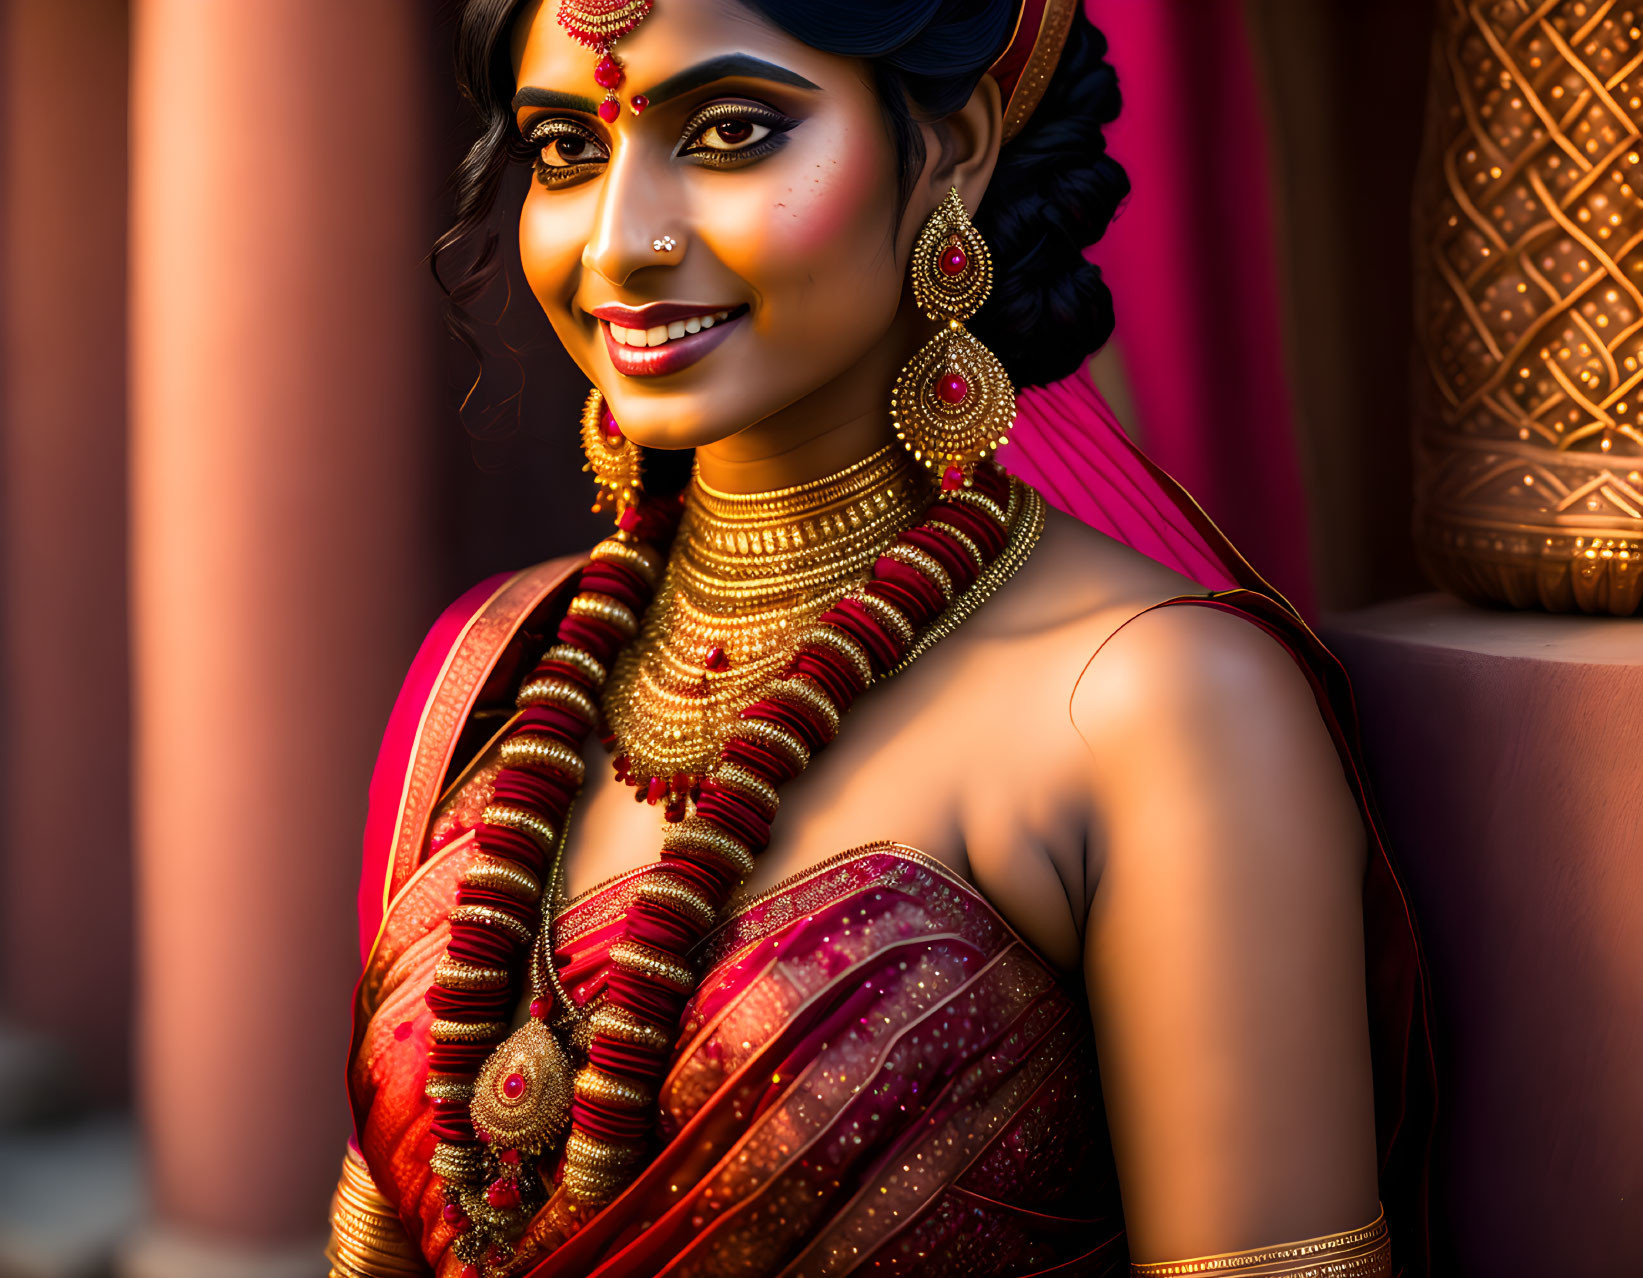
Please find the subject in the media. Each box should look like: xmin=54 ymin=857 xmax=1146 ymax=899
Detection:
xmin=691 ymin=300 xmax=921 ymax=495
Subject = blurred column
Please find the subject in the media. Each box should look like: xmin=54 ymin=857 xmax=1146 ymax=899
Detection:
xmin=127 ymin=2 xmax=436 ymax=1272
xmin=0 ymin=0 xmax=132 ymax=1107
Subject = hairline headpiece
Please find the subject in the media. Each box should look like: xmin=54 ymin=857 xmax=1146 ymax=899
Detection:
xmin=559 ymin=0 xmax=1079 ymax=140
xmin=988 ymin=0 xmax=1080 ymax=142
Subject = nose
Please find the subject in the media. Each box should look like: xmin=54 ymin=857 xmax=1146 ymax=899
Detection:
xmin=581 ymin=140 xmax=681 ymax=287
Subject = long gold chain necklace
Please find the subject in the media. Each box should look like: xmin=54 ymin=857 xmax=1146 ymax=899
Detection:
xmin=602 ymin=444 xmax=931 ymax=811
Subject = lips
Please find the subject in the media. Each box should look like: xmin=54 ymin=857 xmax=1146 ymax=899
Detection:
xmin=592 ymin=303 xmax=749 ymax=378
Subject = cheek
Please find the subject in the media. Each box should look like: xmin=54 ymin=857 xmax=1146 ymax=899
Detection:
xmin=518 ymin=185 xmax=586 ymax=315
xmin=709 ymin=124 xmax=902 ymax=329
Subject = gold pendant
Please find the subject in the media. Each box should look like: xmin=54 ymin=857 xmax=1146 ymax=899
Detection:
xmin=471 ymin=1019 xmax=573 ymax=1155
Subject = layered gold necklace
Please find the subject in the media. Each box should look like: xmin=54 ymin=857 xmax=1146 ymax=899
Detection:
xmin=604 ymin=444 xmax=932 ymax=804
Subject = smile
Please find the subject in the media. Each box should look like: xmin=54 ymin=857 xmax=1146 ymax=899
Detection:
xmin=592 ymin=304 xmax=749 ymax=378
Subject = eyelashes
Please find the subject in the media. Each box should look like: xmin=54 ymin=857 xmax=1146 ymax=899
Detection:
xmin=525 ymin=99 xmax=799 ymax=186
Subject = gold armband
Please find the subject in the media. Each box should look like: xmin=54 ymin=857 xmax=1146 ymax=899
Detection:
xmin=325 ymin=1145 xmax=426 ymax=1277
xmin=1130 ymin=1205 xmax=1390 ymax=1278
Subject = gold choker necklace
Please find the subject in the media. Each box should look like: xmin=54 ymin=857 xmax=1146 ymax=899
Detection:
xmin=604 ymin=444 xmax=932 ymax=795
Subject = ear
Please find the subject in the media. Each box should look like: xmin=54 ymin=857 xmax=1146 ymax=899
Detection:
xmin=912 ymin=72 xmax=1005 ymax=225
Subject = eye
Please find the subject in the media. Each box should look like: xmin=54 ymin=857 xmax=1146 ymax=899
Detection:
xmin=679 ymin=101 xmax=797 ymax=165
xmin=526 ymin=119 xmax=609 ymax=181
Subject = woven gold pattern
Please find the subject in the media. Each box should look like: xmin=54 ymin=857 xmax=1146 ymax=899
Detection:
xmin=589 ymin=534 xmax=661 ymax=587
xmin=429 ymin=1017 xmax=509 ymax=1044
xmin=604 ymin=445 xmax=929 ymax=786
xmin=568 ymin=593 xmax=639 ymax=638
xmin=883 ymin=541 xmax=955 ymax=598
xmin=480 ymin=804 xmax=557 ymax=855
xmin=538 ymin=641 xmax=608 ymax=689
xmin=588 ymin=1003 xmax=675 ymax=1052
xmin=1130 ymin=1206 xmax=1390 ymax=1277
xmin=448 ymin=903 xmax=532 ymax=947
xmin=429 ymin=1139 xmax=486 ymax=1184
xmin=762 ymin=676 xmax=842 ymax=738
xmin=326 ymin=1146 xmax=424 ymax=1278
xmin=1414 ymin=1 xmax=1643 ymax=613
xmin=573 ymin=1065 xmax=654 ymax=1108
xmin=710 ymin=762 xmax=781 ymax=817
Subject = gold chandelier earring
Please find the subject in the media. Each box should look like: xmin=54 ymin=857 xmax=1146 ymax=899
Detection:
xmin=580 ymin=388 xmax=644 ymax=528
xmin=890 ymin=187 xmax=1017 ymax=491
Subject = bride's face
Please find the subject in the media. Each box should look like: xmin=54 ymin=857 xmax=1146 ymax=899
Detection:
xmin=511 ymin=0 xmax=915 ymax=449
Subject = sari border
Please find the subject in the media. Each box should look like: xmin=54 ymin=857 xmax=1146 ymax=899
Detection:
xmin=374 ymin=556 xmax=582 ymax=921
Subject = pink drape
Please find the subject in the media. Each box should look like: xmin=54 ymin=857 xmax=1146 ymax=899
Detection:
xmin=1081 ymin=0 xmax=1314 ymax=615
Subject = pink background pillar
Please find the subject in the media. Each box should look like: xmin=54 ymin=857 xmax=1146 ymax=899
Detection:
xmin=0 ymin=0 xmax=133 ymax=1103
xmin=127 ymin=0 xmax=437 ymax=1267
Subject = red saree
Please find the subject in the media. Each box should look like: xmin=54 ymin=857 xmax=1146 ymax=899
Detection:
xmin=345 ymin=384 xmax=1435 ymax=1277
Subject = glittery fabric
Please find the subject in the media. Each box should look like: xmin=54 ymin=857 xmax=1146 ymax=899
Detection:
xmin=353 ymin=822 xmax=1122 ymax=1277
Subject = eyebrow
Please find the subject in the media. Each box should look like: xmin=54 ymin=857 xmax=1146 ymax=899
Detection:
xmin=511 ymin=53 xmax=820 ymax=119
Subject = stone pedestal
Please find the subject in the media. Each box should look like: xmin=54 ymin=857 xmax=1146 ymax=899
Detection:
xmin=1323 ymin=595 xmax=1643 ymax=1275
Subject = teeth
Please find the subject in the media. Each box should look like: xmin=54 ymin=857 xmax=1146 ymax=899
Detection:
xmin=607 ymin=310 xmax=736 ymax=348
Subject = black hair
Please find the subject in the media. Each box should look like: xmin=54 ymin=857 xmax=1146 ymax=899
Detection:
xmin=434 ymin=0 xmax=1128 ymax=393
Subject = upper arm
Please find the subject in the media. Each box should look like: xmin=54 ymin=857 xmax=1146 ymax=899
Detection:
xmin=1070 ymin=602 xmax=1379 ymax=1259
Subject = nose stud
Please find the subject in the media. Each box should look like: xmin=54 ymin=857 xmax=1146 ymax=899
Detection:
xmin=651 ymin=235 xmax=677 ymax=253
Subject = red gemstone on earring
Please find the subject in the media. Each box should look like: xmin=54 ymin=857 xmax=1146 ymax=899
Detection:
xmin=598 ymin=96 xmax=620 ymax=122
xmin=936 ymin=372 xmax=969 ymax=404
xmin=502 ymin=1073 xmax=526 ymax=1100
xmin=630 ymin=94 xmax=649 ymax=114
xmin=603 ymin=412 xmax=622 ymax=439
xmin=942 ymin=465 xmax=965 ymax=491
xmin=704 ymin=645 xmax=729 ymax=671
xmin=529 ymin=998 xmax=546 ymax=1019
xmin=594 ymin=56 xmax=624 ymax=89
xmin=618 ymin=506 xmax=641 ymax=532
xmin=939 ymin=243 xmax=968 ymax=275
xmin=646 ymin=776 xmax=666 ymax=804
xmin=485 ymin=1178 xmax=521 ymax=1209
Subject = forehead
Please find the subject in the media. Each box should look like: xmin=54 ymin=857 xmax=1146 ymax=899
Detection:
xmin=513 ymin=0 xmax=835 ymax=99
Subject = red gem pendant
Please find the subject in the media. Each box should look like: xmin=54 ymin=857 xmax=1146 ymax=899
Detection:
xmin=704 ymin=644 xmax=729 ymax=672
xmin=936 ymin=371 xmax=969 ymax=404
xmin=942 ymin=465 xmax=965 ymax=491
xmin=630 ymin=94 xmax=649 ymax=114
xmin=939 ymin=241 xmax=968 ymax=275
xmin=598 ymin=96 xmax=620 ymax=122
xmin=594 ymin=55 xmax=624 ymax=89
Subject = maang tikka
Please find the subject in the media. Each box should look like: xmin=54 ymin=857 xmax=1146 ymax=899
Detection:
xmin=890 ymin=187 xmax=1017 ymax=490
xmin=558 ymin=0 xmax=654 ymax=120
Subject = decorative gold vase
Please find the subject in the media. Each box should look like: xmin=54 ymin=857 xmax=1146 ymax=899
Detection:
xmin=1413 ymin=1 xmax=1643 ymax=614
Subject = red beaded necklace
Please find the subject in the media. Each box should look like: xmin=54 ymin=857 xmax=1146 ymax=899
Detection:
xmin=423 ymin=457 xmax=1022 ymax=1277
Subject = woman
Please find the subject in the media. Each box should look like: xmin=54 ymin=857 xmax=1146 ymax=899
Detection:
xmin=331 ymin=2 xmax=1434 ymax=1275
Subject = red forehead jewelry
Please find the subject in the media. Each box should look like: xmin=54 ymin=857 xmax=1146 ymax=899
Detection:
xmin=558 ymin=0 xmax=653 ymax=121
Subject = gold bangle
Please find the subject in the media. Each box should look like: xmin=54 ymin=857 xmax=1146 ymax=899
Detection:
xmin=448 ymin=903 xmax=532 ymax=947
xmin=461 ymin=857 xmax=541 ymax=903
xmin=1130 ymin=1206 xmax=1391 ymax=1277
xmin=326 ymin=1147 xmax=425 ymax=1278
xmin=537 ymin=642 xmax=607 ymax=689
xmin=514 ymin=676 xmax=600 ymax=725
xmin=634 ymin=871 xmax=720 ymax=929
xmin=480 ymin=803 xmax=557 ymax=855
xmin=883 ymin=542 xmax=955 ymax=599
xmin=573 ymin=1065 xmax=654 ymax=1109
xmin=843 ymin=590 xmax=915 ymax=647
xmin=559 ymin=1159 xmax=630 ymax=1203
xmin=763 ymin=676 xmax=841 ymax=738
xmin=711 ymin=763 xmax=781 ymax=819
xmin=732 ymin=716 xmax=810 ymax=774
xmin=497 ymin=732 xmax=586 ymax=783
xmin=588 ymin=1004 xmax=675 ymax=1053
xmin=569 ymin=592 xmax=639 ymax=639
xmin=608 ymin=939 xmax=696 ymax=993
xmin=431 ymin=957 xmax=510 ymax=992
xmin=662 ymin=819 xmax=756 ymax=878
xmin=933 ymin=521 xmax=985 ymax=570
